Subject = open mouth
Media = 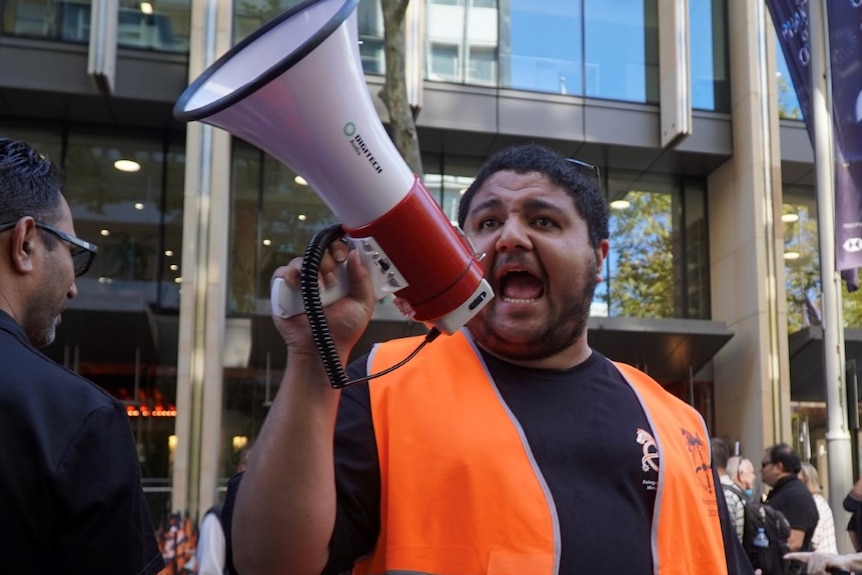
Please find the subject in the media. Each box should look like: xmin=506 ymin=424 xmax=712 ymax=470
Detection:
xmin=498 ymin=270 xmax=544 ymax=303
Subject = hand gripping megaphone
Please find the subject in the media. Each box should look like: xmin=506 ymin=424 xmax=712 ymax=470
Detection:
xmin=173 ymin=0 xmax=493 ymax=341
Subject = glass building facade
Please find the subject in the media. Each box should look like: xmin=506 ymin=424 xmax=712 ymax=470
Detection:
xmin=1 ymin=0 xmax=851 ymax=548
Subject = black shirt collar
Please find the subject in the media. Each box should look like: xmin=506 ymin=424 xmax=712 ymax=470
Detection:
xmin=0 ymin=308 xmax=31 ymax=347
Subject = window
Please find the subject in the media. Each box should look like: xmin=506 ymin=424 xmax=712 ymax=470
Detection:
xmin=468 ymin=46 xmax=497 ymax=84
xmin=430 ymin=43 xmax=459 ymax=81
xmin=599 ymin=171 xmax=709 ymax=319
xmin=500 ymin=0 xmax=583 ymax=94
xmin=584 ymin=0 xmax=658 ymax=103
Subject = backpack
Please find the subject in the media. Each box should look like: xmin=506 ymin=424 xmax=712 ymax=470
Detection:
xmin=723 ymin=483 xmax=792 ymax=575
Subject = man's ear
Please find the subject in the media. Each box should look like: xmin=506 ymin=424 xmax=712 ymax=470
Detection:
xmin=595 ymin=239 xmax=610 ymax=282
xmin=8 ymin=219 xmax=36 ymax=275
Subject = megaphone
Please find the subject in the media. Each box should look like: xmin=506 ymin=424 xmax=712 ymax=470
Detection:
xmin=173 ymin=0 xmax=492 ymax=336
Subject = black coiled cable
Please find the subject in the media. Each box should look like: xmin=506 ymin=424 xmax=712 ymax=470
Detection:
xmin=298 ymin=224 xmax=443 ymax=389
xmin=299 ymin=223 xmax=350 ymax=388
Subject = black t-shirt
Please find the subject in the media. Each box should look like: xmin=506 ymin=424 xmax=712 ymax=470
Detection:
xmin=766 ymin=475 xmax=820 ymax=550
xmin=0 ymin=311 xmax=164 ymax=575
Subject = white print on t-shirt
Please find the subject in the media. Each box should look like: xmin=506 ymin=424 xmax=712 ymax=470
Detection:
xmin=635 ymin=428 xmax=660 ymax=472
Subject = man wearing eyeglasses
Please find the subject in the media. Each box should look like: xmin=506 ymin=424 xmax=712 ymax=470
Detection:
xmin=0 ymin=137 xmax=164 ymax=575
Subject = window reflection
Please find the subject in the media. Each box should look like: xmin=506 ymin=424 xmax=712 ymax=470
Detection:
xmin=64 ymin=135 xmax=159 ymax=299
xmin=1 ymin=0 xmax=190 ymax=52
xmin=601 ymin=172 xmax=708 ymax=318
xmin=500 ymin=0 xmax=580 ymax=94
xmin=427 ymin=0 xmax=498 ymax=85
xmin=690 ymin=0 xmax=729 ymax=112
xmin=358 ymin=0 xmax=385 ymax=74
xmin=776 ymin=36 xmax=803 ymax=120
xmin=233 ymin=0 xmax=304 ymax=43
xmin=584 ymin=0 xmax=657 ymax=103
xmin=783 ymin=189 xmax=820 ymax=331
xmin=229 ymin=141 xmax=339 ymax=315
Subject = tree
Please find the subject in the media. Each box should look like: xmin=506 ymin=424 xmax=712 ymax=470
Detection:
xmin=777 ymin=73 xmax=802 ymax=120
xmin=781 ymin=203 xmax=862 ymax=331
xmin=379 ymin=0 xmax=423 ymax=178
xmin=605 ymin=191 xmax=676 ymax=317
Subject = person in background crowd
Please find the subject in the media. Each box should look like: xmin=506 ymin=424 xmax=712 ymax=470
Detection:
xmin=844 ymin=475 xmax=862 ymax=552
xmin=195 ymin=444 xmax=253 ymax=575
xmin=224 ymin=143 xmax=754 ymax=575
xmin=715 ymin=438 xmax=747 ymax=542
xmin=761 ymin=444 xmax=819 ymax=574
xmin=727 ymin=455 xmax=757 ymax=501
xmin=0 ymin=136 xmax=163 ymax=574
xmin=799 ymin=462 xmax=837 ymax=554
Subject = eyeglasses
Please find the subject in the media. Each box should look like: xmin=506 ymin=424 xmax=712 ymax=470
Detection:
xmin=566 ymin=158 xmax=601 ymax=187
xmin=761 ymin=460 xmax=773 ymax=469
xmin=0 ymin=220 xmax=98 ymax=277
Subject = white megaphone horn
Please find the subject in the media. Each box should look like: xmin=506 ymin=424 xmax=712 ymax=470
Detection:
xmin=173 ymin=0 xmax=493 ymax=336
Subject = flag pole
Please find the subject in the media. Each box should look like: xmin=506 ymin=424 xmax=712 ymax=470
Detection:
xmin=809 ymin=0 xmax=853 ymax=549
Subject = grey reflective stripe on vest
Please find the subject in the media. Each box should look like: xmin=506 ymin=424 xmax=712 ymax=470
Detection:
xmin=463 ymin=330 xmax=562 ymax=575
xmin=365 ymin=332 xmax=562 ymax=575
xmin=614 ymin=362 xmax=712 ymax=575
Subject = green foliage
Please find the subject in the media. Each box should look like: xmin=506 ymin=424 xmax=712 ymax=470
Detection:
xmin=606 ymin=191 xmax=676 ymax=317
xmin=782 ymin=203 xmax=862 ymax=331
xmin=777 ymin=74 xmax=802 ymax=120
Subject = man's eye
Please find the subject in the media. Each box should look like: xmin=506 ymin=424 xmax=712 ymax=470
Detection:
xmin=534 ymin=217 xmax=556 ymax=228
xmin=479 ymin=218 xmax=499 ymax=230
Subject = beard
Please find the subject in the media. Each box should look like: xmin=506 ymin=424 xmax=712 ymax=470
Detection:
xmin=22 ymin=286 xmax=62 ymax=349
xmin=468 ymin=260 xmax=597 ymax=362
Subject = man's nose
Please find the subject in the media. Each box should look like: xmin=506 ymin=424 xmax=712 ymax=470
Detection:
xmin=495 ymin=220 xmax=532 ymax=252
xmin=67 ymin=281 xmax=78 ymax=300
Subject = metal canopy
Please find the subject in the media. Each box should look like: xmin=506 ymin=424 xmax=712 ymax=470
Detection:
xmin=789 ymin=325 xmax=862 ymax=402
xmin=249 ymin=314 xmax=735 ymax=381
xmin=587 ymin=316 xmax=734 ymax=381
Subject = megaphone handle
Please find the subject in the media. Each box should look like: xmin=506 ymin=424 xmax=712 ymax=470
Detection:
xmin=271 ymin=268 xmax=350 ymax=319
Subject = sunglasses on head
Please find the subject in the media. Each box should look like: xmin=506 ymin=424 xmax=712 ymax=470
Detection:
xmin=565 ymin=158 xmax=601 ymax=187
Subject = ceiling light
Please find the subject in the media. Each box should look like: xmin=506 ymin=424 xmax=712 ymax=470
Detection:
xmin=100 ymin=229 xmax=110 ymax=236
xmin=294 ymin=176 xmax=308 ymax=186
xmin=298 ymin=214 xmax=307 ymax=221
xmin=114 ymin=159 xmax=140 ymax=172
xmin=134 ymin=202 xmax=144 ymax=210
xmin=170 ymin=264 xmax=178 ymax=271
xmin=781 ymin=213 xmax=800 ymax=223
xmin=784 ymin=251 xmax=801 ymax=260
xmin=263 ymin=239 xmax=272 ymax=246
xmin=140 ymin=1 xmax=153 ymax=14
xmin=164 ymin=250 xmax=174 ymax=257
xmin=609 ymin=199 xmax=631 ymax=210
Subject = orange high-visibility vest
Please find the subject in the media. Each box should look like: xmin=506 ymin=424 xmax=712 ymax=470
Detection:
xmin=356 ymin=330 xmax=728 ymax=575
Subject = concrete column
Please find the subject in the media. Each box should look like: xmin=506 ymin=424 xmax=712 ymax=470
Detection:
xmin=709 ymin=0 xmax=790 ymax=461
xmin=172 ymin=0 xmax=233 ymax=518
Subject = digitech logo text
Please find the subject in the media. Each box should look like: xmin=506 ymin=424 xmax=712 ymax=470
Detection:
xmin=344 ymin=122 xmax=383 ymax=174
